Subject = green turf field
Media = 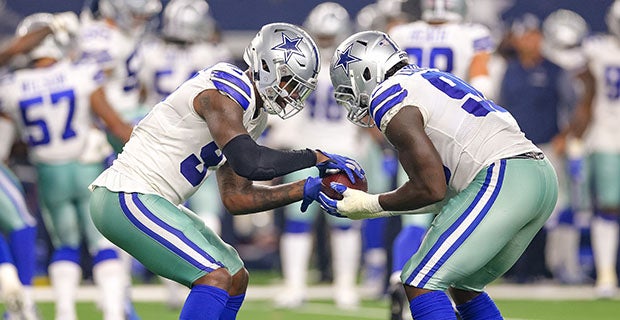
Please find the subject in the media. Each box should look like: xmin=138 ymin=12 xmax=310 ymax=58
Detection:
xmin=2 ymin=298 xmax=618 ymax=320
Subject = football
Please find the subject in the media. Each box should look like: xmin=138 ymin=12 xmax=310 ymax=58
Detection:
xmin=320 ymin=171 xmax=368 ymax=200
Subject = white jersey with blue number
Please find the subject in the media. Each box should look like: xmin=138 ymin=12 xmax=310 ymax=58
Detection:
xmin=389 ymin=21 xmax=493 ymax=80
xmin=0 ymin=60 xmax=103 ymax=163
xmin=372 ymin=66 xmax=539 ymax=192
xmin=581 ymin=34 xmax=620 ymax=152
xmin=91 ymin=63 xmax=268 ymax=205
xmin=139 ymin=38 xmax=232 ymax=108
xmin=77 ymin=20 xmax=143 ymax=116
xmin=266 ymin=58 xmax=363 ymax=156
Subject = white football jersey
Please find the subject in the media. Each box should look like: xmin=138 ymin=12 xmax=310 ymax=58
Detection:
xmin=581 ymin=34 xmax=620 ymax=152
xmin=139 ymin=39 xmax=232 ymax=107
xmin=265 ymin=59 xmax=363 ymax=156
xmin=91 ymin=63 xmax=268 ymax=205
xmin=77 ymin=20 xmax=143 ymax=117
xmin=389 ymin=21 xmax=493 ymax=80
xmin=0 ymin=60 xmax=103 ymax=163
xmin=372 ymin=66 xmax=539 ymax=192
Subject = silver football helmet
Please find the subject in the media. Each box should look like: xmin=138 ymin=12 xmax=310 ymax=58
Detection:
xmin=329 ymin=31 xmax=408 ymax=127
xmin=16 ymin=13 xmax=66 ymax=61
xmin=607 ymin=0 xmax=620 ymax=39
xmin=543 ymin=9 xmax=589 ymax=50
xmin=303 ymin=2 xmax=351 ymax=47
xmin=162 ymin=0 xmax=215 ymax=43
xmin=421 ymin=0 xmax=468 ymax=23
xmin=99 ymin=0 xmax=162 ymax=33
xmin=243 ymin=23 xmax=320 ymax=119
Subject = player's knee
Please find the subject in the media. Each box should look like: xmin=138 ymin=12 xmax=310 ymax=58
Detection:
xmin=193 ymin=267 xmax=232 ymax=291
xmin=230 ymin=267 xmax=249 ymax=295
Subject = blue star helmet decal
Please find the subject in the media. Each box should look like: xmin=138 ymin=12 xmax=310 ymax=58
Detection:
xmin=271 ymin=33 xmax=305 ymax=63
xmin=334 ymin=42 xmax=361 ymax=74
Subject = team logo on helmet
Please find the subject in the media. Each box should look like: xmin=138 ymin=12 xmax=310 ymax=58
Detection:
xmin=271 ymin=33 xmax=305 ymax=63
xmin=334 ymin=43 xmax=361 ymax=74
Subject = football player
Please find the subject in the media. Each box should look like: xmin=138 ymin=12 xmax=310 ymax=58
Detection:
xmin=386 ymin=0 xmax=494 ymax=316
xmin=77 ymin=0 xmax=162 ymax=152
xmin=563 ymin=0 xmax=620 ymax=298
xmin=0 ymin=116 xmax=38 ymax=320
xmin=137 ymin=0 xmax=233 ymax=309
xmin=318 ymin=30 xmax=557 ymax=320
xmin=266 ymin=2 xmax=363 ymax=310
xmin=0 ymin=13 xmax=133 ymax=320
xmin=88 ymin=22 xmax=364 ymax=320
xmin=540 ymin=9 xmax=592 ymax=285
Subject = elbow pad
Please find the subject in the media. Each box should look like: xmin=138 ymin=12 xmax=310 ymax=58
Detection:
xmin=222 ymin=134 xmax=316 ymax=180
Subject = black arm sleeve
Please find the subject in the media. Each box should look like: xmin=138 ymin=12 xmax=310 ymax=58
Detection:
xmin=221 ymin=134 xmax=317 ymax=181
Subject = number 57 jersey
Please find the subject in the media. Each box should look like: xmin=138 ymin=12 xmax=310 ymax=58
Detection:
xmin=372 ymin=66 xmax=539 ymax=192
xmin=91 ymin=63 xmax=267 ymax=205
xmin=0 ymin=60 xmax=103 ymax=163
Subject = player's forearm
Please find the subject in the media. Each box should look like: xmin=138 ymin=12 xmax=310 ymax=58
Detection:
xmin=0 ymin=27 xmax=52 ymax=66
xmin=221 ymin=180 xmax=305 ymax=215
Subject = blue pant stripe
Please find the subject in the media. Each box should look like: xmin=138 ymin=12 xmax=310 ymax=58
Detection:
xmin=118 ymin=193 xmax=221 ymax=272
xmin=405 ymin=160 xmax=505 ymax=287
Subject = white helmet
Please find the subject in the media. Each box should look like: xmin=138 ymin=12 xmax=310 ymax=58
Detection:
xmin=421 ymin=0 xmax=468 ymax=23
xmin=16 ymin=13 xmax=66 ymax=61
xmin=543 ymin=9 xmax=589 ymax=50
xmin=99 ymin=0 xmax=162 ymax=32
xmin=303 ymin=2 xmax=351 ymax=45
xmin=162 ymin=0 xmax=215 ymax=43
xmin=329 ymin=31 xmax=408 ymax=127
xmin=243 ymin=23 xmax=320 ymax=119
xmin=607 ymin=0 xmax=620 ymax=39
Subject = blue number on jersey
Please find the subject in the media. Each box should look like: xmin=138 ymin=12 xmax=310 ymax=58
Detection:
xmin=405 ymin=47 xmax=454 ymax=73
xmin=123 ymin=50 xmax=139 ymax=92
xmin=604 ymin=66 xmax=620 ymax=100
xmin=306 ymin=86 xmax=343 ymax=121
xmin=421 ymin=70 xmax=505 ymax=117
xmin=180 ymin=141 xmax=224 ymax=187
xmin=19 ymin=89 xmax=77 ymax=146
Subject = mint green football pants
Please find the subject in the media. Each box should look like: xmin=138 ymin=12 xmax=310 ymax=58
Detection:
xmin=90 ymin=187 xmax=243 ymax=287
xmin=401 ymin=157 xmax=558 ymax=292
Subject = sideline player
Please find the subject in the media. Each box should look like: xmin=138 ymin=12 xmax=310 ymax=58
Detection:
xmin=318 ymin=30 xmax=557 ymax=320
xmin=563 ymin=0 xmax=620 ymax=298
xmin=0 ymin=13 xmax=133 ymax=320
xmin=267 ymin=2 xmax=364 ymax=310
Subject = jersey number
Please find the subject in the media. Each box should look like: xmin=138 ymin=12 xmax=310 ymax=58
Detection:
xmin=604 ymin=66 xmax=620 ymax=100
xmin=19 ymin=89 xmax=77 ymax=146
xmin=421 ymin=71 xmax=505 ymax=117
xmin=306 ymin=86 xmax=343 ymax=121
xmin=405 ymin=47 xmax=454 ymax=72
xmin=180 ymin=141 xmax=223 ymax=187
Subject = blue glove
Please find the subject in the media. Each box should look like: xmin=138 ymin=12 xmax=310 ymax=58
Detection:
xmin=301 ymin=176 xmax=323 ymax=212
xmin=316 ymin=150 xmax=365 ymax=184
xmin=316 ymin=183 xmax=346 ymax=218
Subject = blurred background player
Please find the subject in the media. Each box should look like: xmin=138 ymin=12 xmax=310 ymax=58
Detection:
xmin=0 ymin=116 xmax=38 ymax=320
xmin=77 ymin=0 xmax=162 ymax=153
xmin=0 ymin=12 xmax=133 ymax=320
xmin=386 ymin=0 xmax=495 ymax=317
xmin=539 ymin=9 xmax=592 ymax=285
xmin=265 ymin=2 xmax=364 ymax=310
xmin=564 ymin=0 xmax=620 ymax=299
xmin=77 ymin=1 xmax=162 ymax=317
xmin=137 ymin=0 xmax=232 ymax=309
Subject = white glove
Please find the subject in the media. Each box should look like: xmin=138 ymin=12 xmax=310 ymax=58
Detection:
xmin=320 ymin=183 xmax=393 ymax=220
xmin=50 ymin=11 xmax=80 ymax=45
